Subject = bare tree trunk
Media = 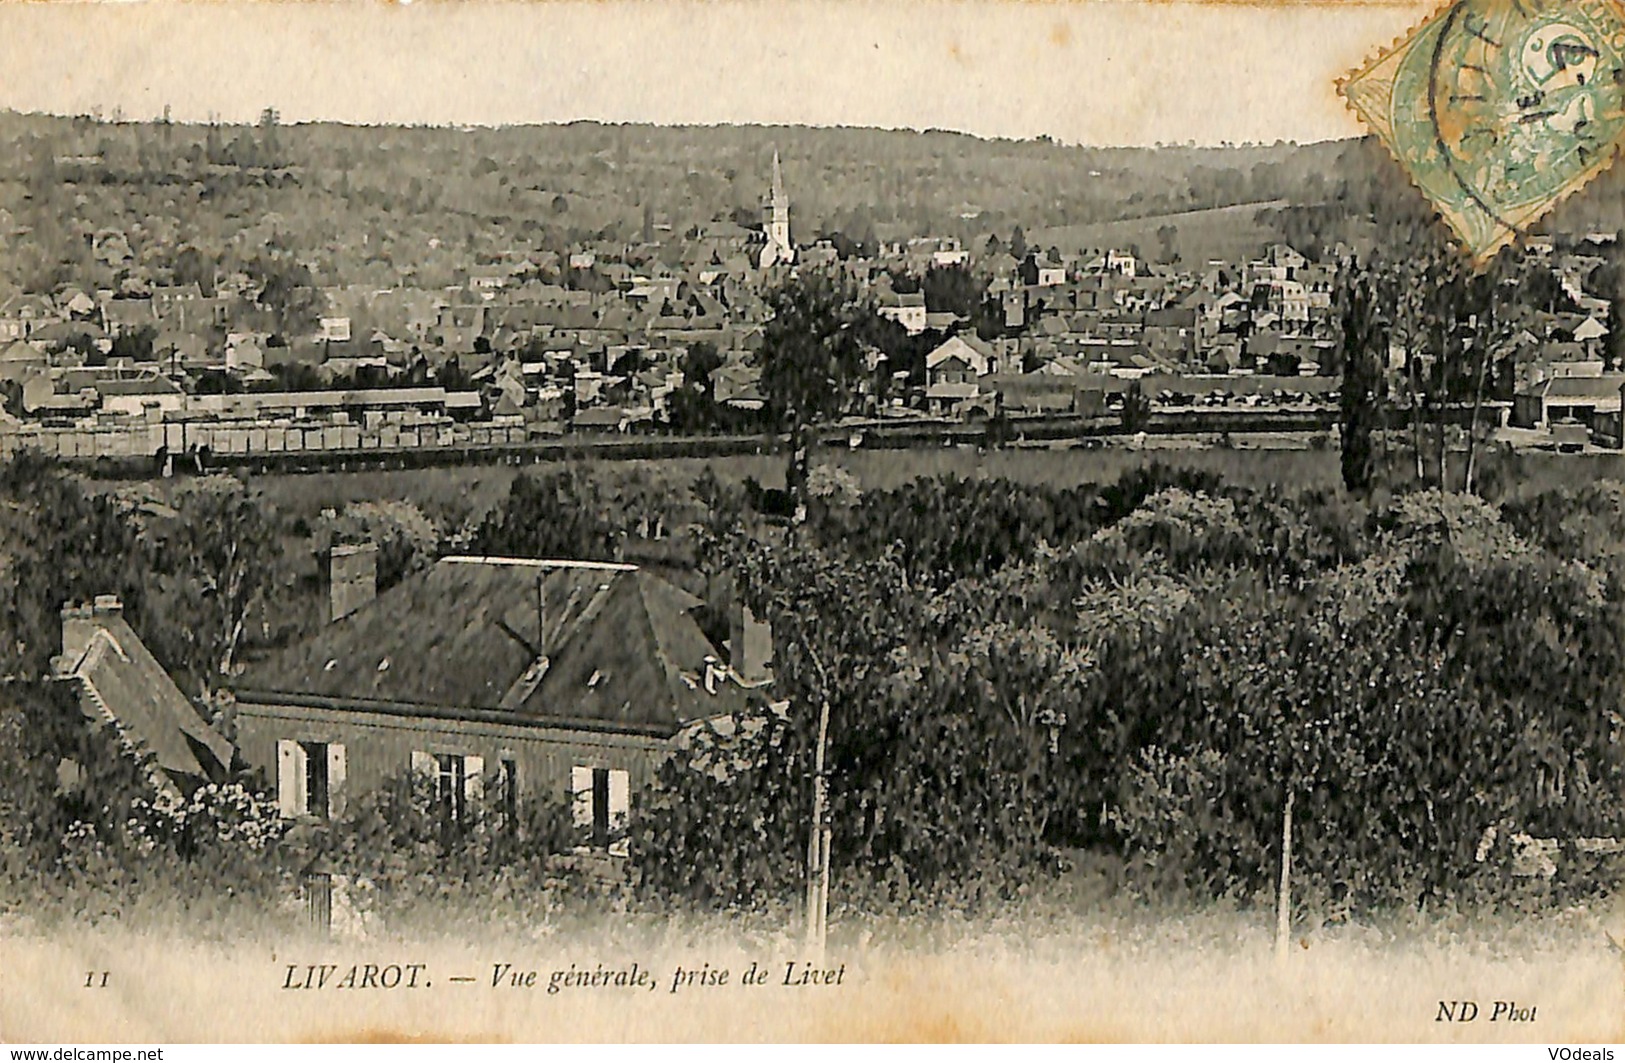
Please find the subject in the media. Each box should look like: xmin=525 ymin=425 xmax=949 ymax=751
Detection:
xmin=806 ymin=690 xmax=831 ymax=960
xmin=1408 ymin=364 xmax=1426 ymax=484
xmin=1436 ymin=414 xmax=1449 ymax=492
xmin=1275 ymin=789 xmax=1295 ymax=964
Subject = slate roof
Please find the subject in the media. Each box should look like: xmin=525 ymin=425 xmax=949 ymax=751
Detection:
xmin=1535 ymin=373 xmax=1625 ymax=401
xmin=235 ymin=558 xmax=750 ymax=734
xmin=54 ymin=602 xmax=235 ymax=785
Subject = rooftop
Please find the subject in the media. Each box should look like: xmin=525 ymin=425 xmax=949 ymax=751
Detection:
xmin=235 ymin=557 xmax=752 ymax=735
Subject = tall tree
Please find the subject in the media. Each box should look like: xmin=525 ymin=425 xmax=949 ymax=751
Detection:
xmin=758 ymin=268 xmax=886 ymax=515
xmin=122 ymin=476 xmax=282 ymax=697
xmin=1336 ymin=256 xmax=1385 ymax=495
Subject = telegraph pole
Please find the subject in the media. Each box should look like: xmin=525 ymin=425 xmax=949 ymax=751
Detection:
xmin=807 ymin=686 xmax=831 ymax=958
xmin=791 ymin=622 xmax=832 ymax=960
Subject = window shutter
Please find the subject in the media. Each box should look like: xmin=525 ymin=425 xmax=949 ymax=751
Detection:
xmin=276 ymin=739 xmax=301 ymax=817
xmin=326 ymin=743 xmax=347 ymax=819
xmin=607 ymin=768 xmax=630 ymax=827
xmin=570 ymin=765 xmax=593 ymax=830
xmin=463 ymin=754 xmax=483 ymax=816
xmin=607 ymin=768 xmax=631 ymax=856
xmin=410 ymin=750 xmax=434 ymax=803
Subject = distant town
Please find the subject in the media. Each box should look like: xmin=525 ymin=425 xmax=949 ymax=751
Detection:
xmin=0 ymin=118 xmax=1623 ymax=468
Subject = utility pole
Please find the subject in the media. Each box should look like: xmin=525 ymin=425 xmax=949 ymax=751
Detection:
xmin=805 ymin=687 xmax=831 ymax=958
xmin=793 ymin=622 xmax=833 ymax=960
xmin=1275 ymin=789 xmax=1294 ymax=964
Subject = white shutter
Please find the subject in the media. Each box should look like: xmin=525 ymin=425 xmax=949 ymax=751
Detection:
xmin=607 ymin=769 xmax=630 ymax=828
xmin=276 ymin=739 xmax=302 ymax=818
xmin=570 ymin=765 xmax=593 ymax=830
xmin=608 ymin=768 xmax=631 ymax=857
xmin=410 ymin=750 xmax=434 ymax=804
xmin=463 ymin=755 xmax=483 ymax=817
xmin=326 ymin=743 xmax=347 ymax=819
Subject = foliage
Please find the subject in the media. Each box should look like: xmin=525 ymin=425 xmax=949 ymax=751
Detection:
xmin=291 ymin=769 xmax=580 ymax=928
xmin=469 ymin=468 xmax=625 ymax=561
xmin=313 ymin=499 xmax=441 ymax=591
xmin=117 ymin=475 xmax=283 ymax=695
xmin=632 ymin=540 xmax=1073 ymax=911
xmin=758 ymin=267 xmax=889 ymax=428
xmin=1336 ymin=258 xmax=1384 ymax=494
xmin=1120 ymin=380 xmax=1153 ymax=434
xmin=0 ymin=452 xmax=151 ymax=682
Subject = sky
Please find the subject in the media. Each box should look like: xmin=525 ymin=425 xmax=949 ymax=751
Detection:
xmin=0 ymin=0 xmax=1437 ymax=146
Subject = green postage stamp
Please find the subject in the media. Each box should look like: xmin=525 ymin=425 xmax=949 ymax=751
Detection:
xmin=1342 ymin=0 xmax=1625 ymax=266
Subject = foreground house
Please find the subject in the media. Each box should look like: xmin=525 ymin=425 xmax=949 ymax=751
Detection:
xmin=230 ymin=556 xmax=766 ymax=852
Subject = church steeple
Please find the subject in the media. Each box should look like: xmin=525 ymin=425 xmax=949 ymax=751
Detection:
xmin=759 ymin=148 xmax=793 ymax=269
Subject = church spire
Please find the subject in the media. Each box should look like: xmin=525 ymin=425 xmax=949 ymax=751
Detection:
xmin=759 ymin=147 xmax=793 ymax=270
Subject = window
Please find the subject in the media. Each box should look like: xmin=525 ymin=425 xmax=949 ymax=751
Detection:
xmin=570 ymin=765 xmax=629 ymax=855
xmin=276 ymin=739 xmax=345 ymax=819
xmin=499 ymin=758 xmax=519 ymax=835
xmin=411 ymin=751 xmax=483 ymax=826
xmin=437 ymin=753 xmax=465 ymax=825
xmin=304 ymin=741 xmax=329 ymax=819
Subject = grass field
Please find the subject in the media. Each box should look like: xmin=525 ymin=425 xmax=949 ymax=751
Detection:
xmin=1027 ymin=200 xmax=1292 ymax=265
xmin=108 ymin=441 xmax=1625 ymax=530
xmin=236 ymin=445 xmax=1352 ymax=525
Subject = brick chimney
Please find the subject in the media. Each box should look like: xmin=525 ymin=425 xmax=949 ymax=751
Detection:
xmin=56 ymin=595 xmax=123 ymax=674
xmin=328 ymin=543 xmax=378 ymax=623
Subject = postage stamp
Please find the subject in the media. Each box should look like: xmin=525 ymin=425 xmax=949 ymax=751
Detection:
xmin=1341 ymin=0 xmax=1625 ymax=266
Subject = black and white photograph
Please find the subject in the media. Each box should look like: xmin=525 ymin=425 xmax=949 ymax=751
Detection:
xmin=1 ymin=0 xmax=1623 ymax=1044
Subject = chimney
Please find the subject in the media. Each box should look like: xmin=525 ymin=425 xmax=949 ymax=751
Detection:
xmin=55 ymin=595 xmax=122 ymax=675
xmin=729 ymin=604 xmax=774 ymax=685
xmin=56 ymin=602 xmax=98 ymax=674
xmin=328 ymin=543 xmax=378 ymax=623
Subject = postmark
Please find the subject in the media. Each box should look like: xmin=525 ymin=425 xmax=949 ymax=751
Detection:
xmin=1341 ymin=0 xmax=1625 ymax=266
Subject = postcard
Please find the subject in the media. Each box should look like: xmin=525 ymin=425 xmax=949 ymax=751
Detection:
xmin=1 ymin=0 xmax=1623 ymax=1045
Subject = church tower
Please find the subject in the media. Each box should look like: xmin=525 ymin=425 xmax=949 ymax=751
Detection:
xmin=758 ymin=150 xmax=794 ymax=269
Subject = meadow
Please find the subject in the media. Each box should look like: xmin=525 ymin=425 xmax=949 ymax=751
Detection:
xmin=185 ymin=441 xmax=1625 ymax=531
xmin=1027 ymin=200 xmax=1292 ymax=264
xmin=221 ymin=444 xmax=1348 ymax=528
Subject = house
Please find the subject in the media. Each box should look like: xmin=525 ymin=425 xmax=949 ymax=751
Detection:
xmin=926 ymin=334 xmax=998 ymax=385
xmin=711 ymin=362 xmax=765 ymax=411
xmin=434 ymin=304 xmax=486 ymax=351
xmin=877 ymin=291 xmax=927 ymax=335
xmin=227 ymin=335 xmax=268 ymax=372
xmin=1512 ymin=373 xmax=1625 ymax=430
xmin=50 ymin=595 xmax=236 ymax=797
xmin=95 ymin=372 xmax=186 ymax=418
xmin=573 ymin=405 xmax=629 ymax=433
xmin=1143 ymin=307 xmax=1198 ymax=363
xmin=1020 ymin=253 xmax=1067 ymax=288
xmin=924 ymin=335 xmax=1000 ymax=416
xmin=100 ymin=297 xmax=157 ymax=339
xmin=229 ymin=556 xmax=765 ymax=851
xmin=0 ymin=294 xmax=56 ymax=340
xmin=0 ymin=339 xmax=47 ymax=383
xmin=318 ymin=317 xmax=353 ymax=343
xmin=151 ymin=283 xmax=205 ymax=321
xmin=467 ymin=266 xmax=511 ymax=295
